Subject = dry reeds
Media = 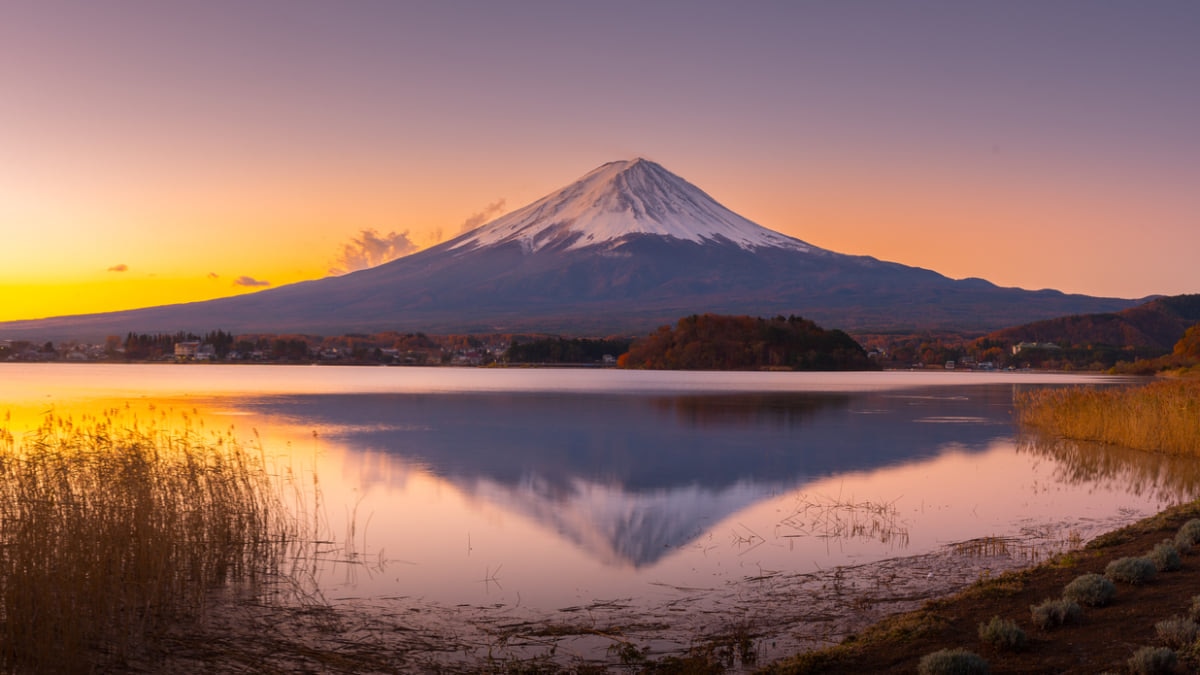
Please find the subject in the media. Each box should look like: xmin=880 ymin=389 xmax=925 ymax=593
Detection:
xmin=778 ymin=494 xmax=909 ymax=547
xmin=1015 ymin=379 xmax=1200 ymax=456
xmin=0 ymin=409 xmax=304 ymax=673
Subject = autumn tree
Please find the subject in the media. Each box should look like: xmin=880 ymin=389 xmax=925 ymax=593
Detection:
xmin=1174 ymin=324 xmax=1200 ymax=360
xmin=620 ymin=314 xmax=875 ymax=371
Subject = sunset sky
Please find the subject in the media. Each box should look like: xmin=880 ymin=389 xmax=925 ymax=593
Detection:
xmin=3 ymin=1 xmax=1198 ymax=323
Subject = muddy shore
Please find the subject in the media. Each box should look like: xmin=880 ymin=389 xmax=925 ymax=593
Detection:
xmin=137 ymin=508 xmax=1154 ymax=673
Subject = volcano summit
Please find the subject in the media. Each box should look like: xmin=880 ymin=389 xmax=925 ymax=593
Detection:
xmin=450 ymin=158 xmax=812 ymax=254
xmin=1 ymin=158 xmax=1139 ymax=341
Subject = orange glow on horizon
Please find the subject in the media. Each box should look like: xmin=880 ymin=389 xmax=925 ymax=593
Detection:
xmin=0 ymin=271 xmax=323 ymax=323
xmin=2 ymin=2 xmax=1197 ymax=324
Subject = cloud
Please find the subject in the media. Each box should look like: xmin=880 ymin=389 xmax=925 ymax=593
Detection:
xmin=458 ymin=198 xmax=506 ymax=235
xmin=207 ymin=272 xmax=220 ymax=279
xmin=107 ymin=264 xmax=128 ymax=272
xmin=233 ymin=275 xmax=271 ymax=287
xmin=329 ymin=229 xmax=419 ymax=275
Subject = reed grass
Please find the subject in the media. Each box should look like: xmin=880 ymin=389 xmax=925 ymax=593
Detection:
xmin=0 ymin=409 xmax=304 ymax=673
xmin=1014 ymin=379 xmax=1200 ymax=456
xmin=777 ymin=494 xmax=909 ymax=547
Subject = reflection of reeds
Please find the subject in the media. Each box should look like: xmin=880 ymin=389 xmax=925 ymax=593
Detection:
xmin=778 ymin=494 xmax=909 ymax=547
xmin=953 ymin=536 xmax=1014 ymax=557
xmin=1015 ymin=379 xmax=1200 ymax=455
xmin=0 ymin=409 xmax=307 ymax=673
xmin=1017 ymin=433 xmax=1200 ymax=504
xmin=951 ymin=527 xmax=1089 ymax=566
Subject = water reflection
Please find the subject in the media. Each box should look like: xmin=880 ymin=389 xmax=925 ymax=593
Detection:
xmin=1018 ymin=432 xmax=1200 ymax=504
xmin=247 ymin=388 xmax=1015 ymax=488
xmin=240 ymin=387 xmax=1018 ymax=567
xmin=2 ymin=366 xmax=1182 ymax=611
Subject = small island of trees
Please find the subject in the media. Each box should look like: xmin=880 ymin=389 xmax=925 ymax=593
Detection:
xmin=618 ymin=313 xmax=877 ymax=371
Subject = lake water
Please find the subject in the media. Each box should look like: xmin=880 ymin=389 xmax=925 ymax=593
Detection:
xmin=3 ymin=364 xmax=1193 ymax=661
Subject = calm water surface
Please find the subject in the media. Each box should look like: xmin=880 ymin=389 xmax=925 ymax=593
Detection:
xmin=2 ymin=364 xmax=1189 ymax=613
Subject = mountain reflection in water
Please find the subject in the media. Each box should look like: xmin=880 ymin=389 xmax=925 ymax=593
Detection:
xmin=3 ymin=366 xmax=1188 ymax=609
xmin=243 ymin=388 xmax=1018 ymax=567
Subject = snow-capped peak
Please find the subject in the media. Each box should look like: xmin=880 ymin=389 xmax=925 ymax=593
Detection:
xmin=449 ymin=158 xmax=817 ymax=253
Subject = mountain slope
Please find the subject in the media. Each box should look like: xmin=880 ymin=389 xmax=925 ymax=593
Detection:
xmin=983 ymin=294 xmax=1200 ymax=351
xmin=0 ymin=158 xmax=1143 ymax=342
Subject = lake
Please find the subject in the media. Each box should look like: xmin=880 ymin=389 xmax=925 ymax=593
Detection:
xmin=2 ymin=364 xmax=1192 ymax=665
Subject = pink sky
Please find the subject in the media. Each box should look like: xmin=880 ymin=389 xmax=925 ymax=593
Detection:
xmin=2 ymin=1 xmax=1198 ymax=321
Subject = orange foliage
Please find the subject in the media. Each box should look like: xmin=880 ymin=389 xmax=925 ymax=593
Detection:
xmin=620 ymin=314 xmax=874 ymax=371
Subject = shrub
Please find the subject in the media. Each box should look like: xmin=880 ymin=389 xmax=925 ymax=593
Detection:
xmin=977 ymin=615 xmax=1027 ymax=651
xmin=917 ymin=647 xmax=990 ymax=675
xmin=1189 ymin=595 xmax=1200 ymax=623
xmin=1176 ymin=519 xmax=1200 ymax=550
xmin=1149 ymin=540 xmax=1182 ymax=572
xmin=1030 ymin=598 xmax=1082 ymax=629
xmin=1127 ymin=646 xmax=1177 ymax=675
xmin=1105 ymin=556 xmax=1158 ymax=584
xmin=1154 ymin=616 xmax=1200 ymax=649
xmin=1176 ymin=537 xmax=1193 ymax=556
xmin=1063 ymin=573 xmax=1116 ymax=606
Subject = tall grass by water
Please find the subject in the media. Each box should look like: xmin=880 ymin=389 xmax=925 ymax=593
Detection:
xmin=0 ymin=408 xmax=306 ymax=673
xmin=1015 ymin=379 xmax=1200 ymax=455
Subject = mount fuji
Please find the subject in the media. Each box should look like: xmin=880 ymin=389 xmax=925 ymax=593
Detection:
xmin=2 ymin=158 xmax=1140 ymax=341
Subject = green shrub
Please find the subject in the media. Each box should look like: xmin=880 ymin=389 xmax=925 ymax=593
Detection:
xmin=977 ymin=615 xmax=1027 ymax=651
xmin=1063 ymin=573 xmax=1116 ymax=606
xmin=1176 ymin=519 xmax=1200 ymax=551
xmin=1174 ymin=536 xmax=1192 ymax=555
xmin=1030 ymin=598 xmax=1082 ymax=629
xmin=1105 ymin=556 xmax=1158 ymax=584
xmin=1149 ymin=540 xmax=1182 ymax=571
xmin=1171 ymin=516 xmax=1200 ymax=550
xmin=1171 ymin=514 xmax=1200 ymax=540
xmin=1127 ymin=646 xmax=1177 ymax=675
xmin=917 ymin=647 xmax=990 ymax=675
xmin=1154 ymin=616 xmax=1199 ymax=649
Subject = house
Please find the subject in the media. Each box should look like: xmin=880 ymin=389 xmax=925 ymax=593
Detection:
xmin=1012 ymin=342 xmax=1063 ymax=355
xmin=174 ymin=341 xmax=201 ymax=360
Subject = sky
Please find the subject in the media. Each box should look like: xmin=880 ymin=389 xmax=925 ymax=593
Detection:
xmin=3 ymin=1 xmax=1199 ymax=323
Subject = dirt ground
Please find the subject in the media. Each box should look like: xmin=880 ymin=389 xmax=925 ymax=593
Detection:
xmin=765 ymin=499 xmax=1200 ymax=674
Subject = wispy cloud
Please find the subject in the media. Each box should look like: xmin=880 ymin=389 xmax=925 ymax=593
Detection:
xmin=458 ymin=198 xmax=506 ymax=235
xmin=233 ymin=275 xmax=270 ymax=287
xmin=329 ymin=229 xmax=418 ymax=275
xmin=207 ymin=272 xmax=220 ymax=280
xmin=107 ymin=263 xmax=128 ymax=272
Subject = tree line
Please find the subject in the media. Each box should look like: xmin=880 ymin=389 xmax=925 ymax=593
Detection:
xmin=502 ymin=337 xmax=632 ymax=365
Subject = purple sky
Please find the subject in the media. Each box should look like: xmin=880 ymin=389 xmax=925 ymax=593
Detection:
xmin=2 ymin=1 xmax=1198 ymax=320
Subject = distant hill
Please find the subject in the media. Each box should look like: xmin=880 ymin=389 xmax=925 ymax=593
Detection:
xmin=983 ymin=294 xmax=1200 ymax=351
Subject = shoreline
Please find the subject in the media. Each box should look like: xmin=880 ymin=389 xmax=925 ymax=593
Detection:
xmin=141 ymin=506 xmax=1165 ymax=673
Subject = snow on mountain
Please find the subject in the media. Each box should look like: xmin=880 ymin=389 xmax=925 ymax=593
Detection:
xmin=0 ymin=157 xmax=1144 ymax=342
xmin=450 ymin=158 xmax=817 ymax=254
